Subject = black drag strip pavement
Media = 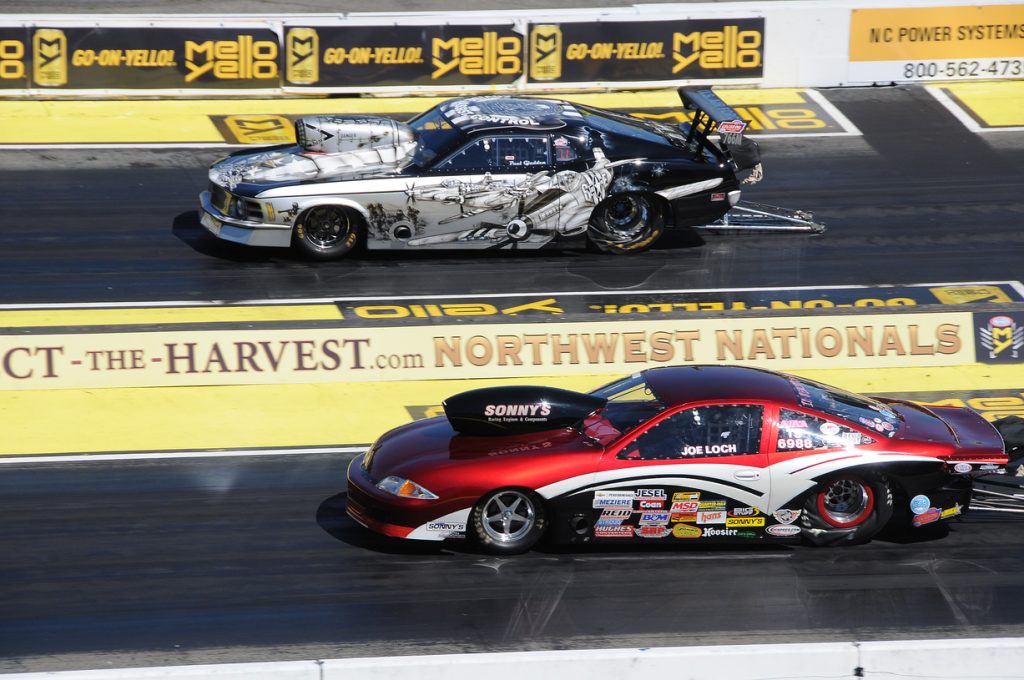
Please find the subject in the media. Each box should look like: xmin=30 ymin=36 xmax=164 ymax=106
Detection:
xmin=0 ymin=86 xmax=1023 ymax=305
xmin=3 ymin=85 xmax=1024 ymax=672
xmin=2 ymin=453 xmax=1024 ymax=673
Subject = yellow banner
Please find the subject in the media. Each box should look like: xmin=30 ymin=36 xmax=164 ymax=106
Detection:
xmin=850 ymin=5 xmax=1024 ymax=61
xmin=0 ymin=312 xmax=974 ymax=390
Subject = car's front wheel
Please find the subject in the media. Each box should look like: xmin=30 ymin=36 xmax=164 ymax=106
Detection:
xmin=293 ymin=205 xmax=361 ymax=260
xmin=587 ymin=193 xmax=664 ymax=254
xmin=800 ymin=473 xmax=893 ymax=546
xmin=470 ymin=488 xmax=546 ymax=555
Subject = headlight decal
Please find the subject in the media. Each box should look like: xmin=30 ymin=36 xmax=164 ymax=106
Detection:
xmin=376 ymin=475 xmax=439 ymax=500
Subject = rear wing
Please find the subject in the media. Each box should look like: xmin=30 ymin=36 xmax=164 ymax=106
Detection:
xmin=678 ymin=87 xmax=761 ymax=172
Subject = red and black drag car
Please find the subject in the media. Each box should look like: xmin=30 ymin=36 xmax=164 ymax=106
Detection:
xmin=346 ymin=366 xmax=1008 ymax=554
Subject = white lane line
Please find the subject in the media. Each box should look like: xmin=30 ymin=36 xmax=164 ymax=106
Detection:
xmin=0 ymin=445 xmax=368 ymax=465
xmin=927 ymin=85 xmax=1024 ymax=134
xmin=0 ymin=281 xmax=1020 ymax=310
xmin=803 ymin=88 xmax=862 ymax=136
xmin=928 ymin=85 xmax=984 ymax=132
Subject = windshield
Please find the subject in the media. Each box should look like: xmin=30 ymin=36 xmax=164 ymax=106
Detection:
xmin=785 ymin=375 xmax=900 ymax=437
xmin=407 ymin=106 xmax=462 ymax=168
xmin=590 ymin=374 xmax=666 ymax=434
xmin=591 ymin=373 xmax=661 ymax=403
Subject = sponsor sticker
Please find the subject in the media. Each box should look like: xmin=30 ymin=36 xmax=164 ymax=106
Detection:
xmin=767 ymin=524 xmax=801 ymax=537
xmin=941 ymin=503 xmax=963 ymax=519
xmin=697 ymin=510 xmax=727 ymax=524
xmin=593 ymin=490 xmax=635 ymax=509
xmin=910 ymin=494 xmax=931 ymax=515
xmin=426 ymin=521 xmax=466 ymax=536
xmin=729 ymin=506 xmax=760 ymax=517
xmin=670 ymin=512 xmax=698 ymax=523
xmin=820 ymin=422 xmax=841 ymax=437
xmin=595 ymin=525 xmax=633 ymax=538
xmin=639 ymin=499 xmax=664 ymax=510
xmin=636 ymin=525 xmax=671 ymax=539
xmin=636 ymin=488 xmax=667 ymax=500
xmin=672 ymin=524 xmax=702 ymax=539
xmin=698 ymin=500 xmax=726 ymax=510
xmin=670 ymin=500 xmax=700 ymax=513
xmin=912 ymin=508 xmax=942 ymax=527
xmin=639 ymin=512 xmax=670 ymax=525
xmin=953 ymin=462 xmax=972 ymax=474
xmin=727 ymin=516 xmax=765 ymax=528
xmin=673 ymin=491 xmax=700 ymax=502
xmin=701 ymin=527 xmax=739 ymax=538
xmin=772 ymin=509 xmax=801 ymax=525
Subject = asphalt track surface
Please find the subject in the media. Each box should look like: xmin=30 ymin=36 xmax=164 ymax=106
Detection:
xmin=2 ymin=87 xmax=1024 ymax=305
xmin=2 ymin=86 xmax=1024 ymax=672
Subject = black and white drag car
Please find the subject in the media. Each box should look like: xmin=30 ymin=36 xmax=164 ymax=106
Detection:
xmin=200 ymin=88 xmax=821 ymax=260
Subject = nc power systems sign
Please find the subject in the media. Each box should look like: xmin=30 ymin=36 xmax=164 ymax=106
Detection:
xmin=849 ymin=5 xmax=1024 ymax=83
xmin=527 ymin=18 xmax=764 ymax=84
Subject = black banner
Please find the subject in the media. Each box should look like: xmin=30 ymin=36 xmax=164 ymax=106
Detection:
xmin=528 ymin=18 xmax=765 ymax=84
xmin=0 ymin=26 xmax=27 ymax=89
xmin=975 ymin=311 xmax=1024 ymax=363
xmin=28 ymin=26 xmax=279 ymax=89
xmin=284 ymin=24 xmax=523 ymax=88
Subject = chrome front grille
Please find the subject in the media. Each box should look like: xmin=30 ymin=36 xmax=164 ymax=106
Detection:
xmin=209 ymin=183 xmax=231 ymax=213
xmin=209 ymin=183 xmax=262 ymax=221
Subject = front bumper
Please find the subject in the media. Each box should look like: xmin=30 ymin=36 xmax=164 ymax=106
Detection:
xmin=346 ymin=454 xmax=463 ymax=541
xmin=199 ymin=190 xmax=293 ymax=248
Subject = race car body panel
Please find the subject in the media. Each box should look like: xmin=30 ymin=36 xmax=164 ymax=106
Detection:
xmin=346 ymin=366 xmax=1008 ymax=552
xmin=201 ymin=91 xmax=807 ymax=259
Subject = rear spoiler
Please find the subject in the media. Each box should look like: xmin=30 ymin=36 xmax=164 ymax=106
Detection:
xmin=678 ymin=87 xmax=761 ymax=172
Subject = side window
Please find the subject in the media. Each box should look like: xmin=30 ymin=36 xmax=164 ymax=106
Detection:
xmin=776 ymin=408 xmax=875 ymax=452
xmin=619 ymin=404 xmax=763 ymax=460
xmin=435 ymin=136 xmax=550 ymax=171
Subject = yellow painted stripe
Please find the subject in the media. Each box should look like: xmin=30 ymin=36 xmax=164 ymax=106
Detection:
xmin=0 ymin=304 xmax=342 ymax=328
xmin=2 ymin=365 xmax=1021 ymax=457
xmin=941 ymin=81 xmax=1024 ymax=128
xmin=0 ymin=88 xmax=810 ymax=145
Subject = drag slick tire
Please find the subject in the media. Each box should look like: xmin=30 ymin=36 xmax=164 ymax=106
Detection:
xmin=293 ymin=205 xmax=361 ymax=260
xmin=800 ymin=473 xmax=893 ymax=546
xmin=470 ymin=488 xmax=546 ymax=555
xmin=587 ymin=193 xmax=664 ymax=254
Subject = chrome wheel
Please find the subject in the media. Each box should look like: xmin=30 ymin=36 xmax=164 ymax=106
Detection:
xmin=818 ymin=477 xmax=874 ymax=528
xmin=294 ymin=205 xmax=361 ymax=260
xmin=588 ymin=194 xmax=663 ymax=253
xmin=481 ymin=490 xmax=536 ymax=543
xmin=303 ymin=205 xmax=352 ymax=249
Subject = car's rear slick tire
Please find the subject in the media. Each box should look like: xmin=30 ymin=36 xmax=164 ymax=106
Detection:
xmin=470 ymin=488 xmax=546 ymax=555
xmin=293 ymin=205 xmax=361 ymax=260
xmin=800 ymin=473 xmax=893 ymax=546
xmin=587 ymin=193 xmax=664 ymax=254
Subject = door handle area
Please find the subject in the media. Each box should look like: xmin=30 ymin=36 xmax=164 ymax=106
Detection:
xmin=734 ymin=470 xmax=761 ymax=481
